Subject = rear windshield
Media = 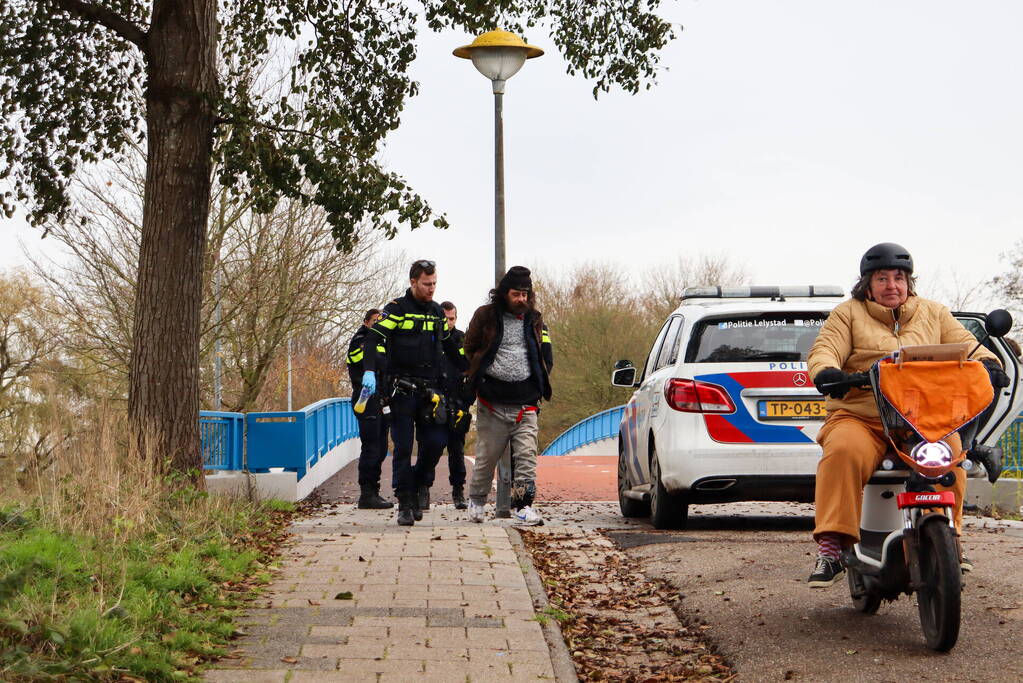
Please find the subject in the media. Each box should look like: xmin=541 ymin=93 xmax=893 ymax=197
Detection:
xmin=685 ymin=313 xmax=828 ymax=363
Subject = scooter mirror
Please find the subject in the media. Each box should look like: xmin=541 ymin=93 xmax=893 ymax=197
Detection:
xmin=985 ymin=309 xmax=1013 ymax=338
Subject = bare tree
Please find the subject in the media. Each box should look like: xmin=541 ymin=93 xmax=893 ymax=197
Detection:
xmin=34 ymin=155 xmax=402 ymax=412
xmin=639 ymin=254 xmax=750 ymax=321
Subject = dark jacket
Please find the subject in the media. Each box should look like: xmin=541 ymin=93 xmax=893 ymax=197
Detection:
xmin=441 ymin=326 xmax=473 ymax=404
xmin=363 ymin=289 xmax=466 ymax=383
xmin=464 ymin=304 xmax=553 ymax=402
xmin=346 ymin=324 xmax=387 ymax=413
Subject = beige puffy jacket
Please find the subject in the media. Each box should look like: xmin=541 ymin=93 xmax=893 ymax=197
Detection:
xmin=808 ymin=296 xmax=999 ymax=419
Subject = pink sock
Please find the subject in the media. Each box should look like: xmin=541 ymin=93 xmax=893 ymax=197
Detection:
xmin=817 ymin=533 xmax=842 ymax=560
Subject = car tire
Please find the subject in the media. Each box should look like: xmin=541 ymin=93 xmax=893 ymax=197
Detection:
xmin=649 ymin=446 xmax=688 ymax=530
xmin=618 ymin=438 xmax=649 ymax=518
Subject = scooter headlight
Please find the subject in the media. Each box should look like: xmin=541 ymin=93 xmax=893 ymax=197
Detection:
xmin=910 ymin=440 xmax=953 ymax=469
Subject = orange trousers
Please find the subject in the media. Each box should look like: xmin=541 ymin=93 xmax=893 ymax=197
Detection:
xmin=813 ymin=410 xmax=964 ymax=544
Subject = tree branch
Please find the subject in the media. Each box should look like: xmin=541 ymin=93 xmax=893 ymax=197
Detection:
xmin=48 ymin=0 xmax=148 ymax=50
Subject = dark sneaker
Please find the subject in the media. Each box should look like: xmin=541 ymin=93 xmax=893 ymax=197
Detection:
xmin=808 ymin=555 xmax=845 ymax=588
xmin=417 ymin=486 xmax=430 ymax=512
xmin=452 ymin=488 xmax=467 ymax=510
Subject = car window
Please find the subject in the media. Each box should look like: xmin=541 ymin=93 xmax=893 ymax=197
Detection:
xmin=685 ymin=312 xmax=828 ymax=363
xmin=654 ymin=317 xmax=684 ymax=371
xmin=643 ymin=318 xmax=674 ymax=380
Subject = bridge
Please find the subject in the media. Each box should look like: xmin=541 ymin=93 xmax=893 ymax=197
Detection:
xmin=200 ymin=400 xmax=1023 ymax=502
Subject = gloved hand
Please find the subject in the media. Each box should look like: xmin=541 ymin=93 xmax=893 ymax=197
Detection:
xmin=981 ymin=359 xmax=1010 ymax=389
xmin=362 ymin=370 xmax=377 ymax=395
xmin=814 ymin=367 xmax=851 ymax=399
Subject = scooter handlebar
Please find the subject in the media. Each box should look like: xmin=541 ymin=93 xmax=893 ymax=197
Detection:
xmin=816 ymin=371 xmax=872 ymax=395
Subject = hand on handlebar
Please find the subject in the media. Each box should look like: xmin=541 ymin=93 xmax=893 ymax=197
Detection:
xmin=814 ymin=368 xmax=870 ymax=399
xmin=981 ymin=358 xmax=1010 ymax=389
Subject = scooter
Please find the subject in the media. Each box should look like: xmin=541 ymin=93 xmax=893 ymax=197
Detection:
xmin=817 ymin=309 xmax=1013 ymax=652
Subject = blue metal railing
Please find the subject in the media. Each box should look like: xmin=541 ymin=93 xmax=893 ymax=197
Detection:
xmin=245 ymin=398 xmax=359 ymax=480
xmin=542 ymin=405 xmax=625 ymax=456
xmin=998 ymin=415 xmax=1022 ymax=475
xmin=199 ymin=411 xmax=245 ymax=470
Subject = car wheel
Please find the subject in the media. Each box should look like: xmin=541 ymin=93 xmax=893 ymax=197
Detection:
xmin=618 ymin=439 xmax=649 ymax=518
xmin=649 ymin=446 xmax=688 ymax=530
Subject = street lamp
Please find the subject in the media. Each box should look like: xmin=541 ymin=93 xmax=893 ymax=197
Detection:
xmin=454 ymin=30 xmax=543 ymax=518
xmin=454 ymin=29 xmax=543 ymax=285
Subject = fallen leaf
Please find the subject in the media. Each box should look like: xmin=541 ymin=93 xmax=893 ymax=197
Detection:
xmin=334 ymin=591 xmax=354 ymax=600
xmin=280 ymin=656 xmax=298 ymax=664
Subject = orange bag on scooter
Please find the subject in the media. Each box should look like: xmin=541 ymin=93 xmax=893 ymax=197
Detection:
xmin=877 ymin=356 xmax=993 ymax=444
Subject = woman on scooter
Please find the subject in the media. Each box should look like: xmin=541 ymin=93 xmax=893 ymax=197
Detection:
xmin=806 ymin=242 xmax=1010 ymax=587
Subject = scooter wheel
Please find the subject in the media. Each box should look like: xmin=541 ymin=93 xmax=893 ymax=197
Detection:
xmin=847 ymin=567 xmax=881 ymax=615
xmin=916 ymin=520 xmax=962 ymax=652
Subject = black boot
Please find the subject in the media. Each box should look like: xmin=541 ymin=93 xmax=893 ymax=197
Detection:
xmin=397 ymin=494 xmax=415 ymax=526
xmin=411 ymin=493 xmax=424 ymax=521
xmin=358 ymin=488 xmax=394 ymax=510
xmin=416 ymin=485 xmax=429 ymax=519
xmin=452 ymin=486 xmax=467 ymax=510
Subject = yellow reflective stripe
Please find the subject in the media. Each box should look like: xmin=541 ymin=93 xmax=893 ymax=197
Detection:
xmin=347 ymin=349 xmax=364 ymax=364
xmin=400 ymin=320 xmax=415 ymax=330
xmin=376 ymin=345 xmax=386 ymax=354
xmin=542 ymin=331 xmax=551 ymax=343
xmin=424 ymin=322 xmax=435 ymax=331
xmin=378 ymin=317 xmax=398 ymax=329
xmin=459 ymin=347 xmax=466 ymax=356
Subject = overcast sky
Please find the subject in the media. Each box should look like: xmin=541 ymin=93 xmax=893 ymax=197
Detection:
xmin=3 ymin=0 xmax=1022 ymax=317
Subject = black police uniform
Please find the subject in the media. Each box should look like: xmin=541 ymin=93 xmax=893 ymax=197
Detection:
xmin=362 ymin=290 xmax=467 ymax=514
xmin=346 ymin=325 xmax=390 ymax=506
xmin=423 ymin=325 xmax=473 ymax=497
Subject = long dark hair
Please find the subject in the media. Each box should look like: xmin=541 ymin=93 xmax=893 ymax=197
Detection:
xmin=851 ymin=271 xmax=917 ymax=302
xmin=488 ymin=285 xmax=536 ymax=312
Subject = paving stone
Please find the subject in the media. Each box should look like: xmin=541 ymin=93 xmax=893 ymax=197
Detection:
xmin=204 ymin=669 xmax=289 ymax=682
xmin=386 ymin=644 xmax=471 ymax=661
xmin=300 ymin=641 xmax=386 ymax=659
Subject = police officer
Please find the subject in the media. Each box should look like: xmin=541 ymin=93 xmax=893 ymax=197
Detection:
xmin=419 ymin=301 xmax=472 ymax=510
xmin=361 ymin=260 xmax=468 ymax=526
xmin=345 ymin=308 xmax=393 ymax=509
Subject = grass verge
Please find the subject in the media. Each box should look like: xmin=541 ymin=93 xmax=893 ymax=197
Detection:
xmin=0 ymin=493 xmax=297 ymax=681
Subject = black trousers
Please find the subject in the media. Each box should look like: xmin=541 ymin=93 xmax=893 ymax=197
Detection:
xmin=388 ymin=393 xmax=448 ymax=496
xmin=355 ymin=407 xmax=389 ymax=491
xmin=423 ymin=427 xmax=466 ymax=489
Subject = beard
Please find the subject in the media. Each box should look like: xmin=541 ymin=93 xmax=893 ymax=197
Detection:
xmin=506 ymin=299 xmax=528 ymax=315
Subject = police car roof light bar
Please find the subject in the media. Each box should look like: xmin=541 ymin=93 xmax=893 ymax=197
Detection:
xmin=680 ymin=285 xmax=844 ymax=302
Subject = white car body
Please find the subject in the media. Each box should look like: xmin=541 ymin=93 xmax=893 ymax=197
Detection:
xmin=614 ymin=286 xmax=1023 ymax=529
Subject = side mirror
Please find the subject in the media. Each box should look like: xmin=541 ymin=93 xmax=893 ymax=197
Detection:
xmin=611 ymin=366 xmax=638 ymax=388
xmin=986 ymin=309 xmax=1013 ymax=338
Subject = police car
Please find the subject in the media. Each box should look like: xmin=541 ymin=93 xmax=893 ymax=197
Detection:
xmin=611 ymin=286 xmax=1023 ymax=529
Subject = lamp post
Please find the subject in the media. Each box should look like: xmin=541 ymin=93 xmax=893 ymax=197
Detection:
xmin=454 ymin=30 xmax=543 ymax=517
xmin=454 ymin=30 xmax=543 ymax=284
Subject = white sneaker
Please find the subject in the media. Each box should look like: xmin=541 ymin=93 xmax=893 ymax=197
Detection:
xmin=468 ymin=500 xmax=485 ymax=523
xmin=513 ymin=506 xmax=543 ymax=526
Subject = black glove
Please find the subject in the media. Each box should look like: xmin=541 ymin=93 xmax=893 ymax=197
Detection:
xmin=814 ymin=367 xmax=851 ymax=399
xmin=981 ymin=358 xmax=1010 ymax=389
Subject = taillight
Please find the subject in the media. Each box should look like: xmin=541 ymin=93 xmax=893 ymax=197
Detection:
xmin=664 ymin=378 xmax=735 ymax=413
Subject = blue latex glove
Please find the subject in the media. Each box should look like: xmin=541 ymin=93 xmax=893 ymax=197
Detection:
xmin=362 ymin=370 xmax=377 ymax=395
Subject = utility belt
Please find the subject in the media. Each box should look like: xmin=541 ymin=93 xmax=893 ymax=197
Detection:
xmin=389 ymin=375 xmax=448 ymax=426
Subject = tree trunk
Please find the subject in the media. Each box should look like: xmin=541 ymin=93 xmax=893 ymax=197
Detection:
xmin=129 ymin=0 xmax=218 ymax=479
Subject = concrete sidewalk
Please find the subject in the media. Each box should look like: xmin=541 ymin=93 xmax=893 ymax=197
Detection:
xmin=206 ymin=505 xmax=559 ymax=682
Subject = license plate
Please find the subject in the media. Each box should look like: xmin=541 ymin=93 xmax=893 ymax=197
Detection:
xmin=757 ymin=399 xmax=826 ymax=420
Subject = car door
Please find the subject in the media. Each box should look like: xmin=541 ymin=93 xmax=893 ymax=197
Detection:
xmin=954 ymin=312 xmax=1023 ymax=446
xmin=630 ymin=317 xmax=675 ymax=482
xmin=635 ymin=316 xmax=684 ymax=483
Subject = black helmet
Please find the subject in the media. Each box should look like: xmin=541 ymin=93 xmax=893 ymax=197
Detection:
xmin=859 ymin=242 xmax=913 ymax=276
